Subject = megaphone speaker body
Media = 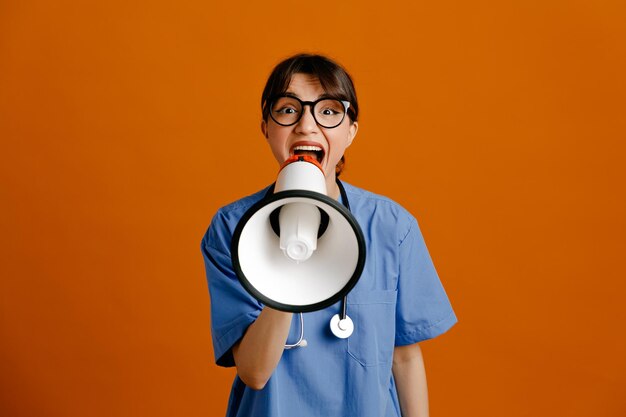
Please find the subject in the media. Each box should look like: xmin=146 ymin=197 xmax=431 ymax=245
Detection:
xmin=231 ymin=156 xmax=366 ymax=313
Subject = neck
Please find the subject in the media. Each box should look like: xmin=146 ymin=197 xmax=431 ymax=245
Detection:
xmin=326 ymin=175 xmax=340 ymax=200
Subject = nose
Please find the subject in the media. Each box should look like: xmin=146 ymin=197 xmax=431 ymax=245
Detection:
xmin=294 ymin=104 xmax=319 ymax=134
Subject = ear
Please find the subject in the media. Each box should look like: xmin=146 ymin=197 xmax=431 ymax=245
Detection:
xmin=346 ymin=121 xmax=358 ymax=147
xmin=261 ymin=120 xmax=269 ymax=139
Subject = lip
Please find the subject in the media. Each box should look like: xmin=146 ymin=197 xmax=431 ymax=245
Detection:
xmin=289 ymin=141 xmax=326 ymax=165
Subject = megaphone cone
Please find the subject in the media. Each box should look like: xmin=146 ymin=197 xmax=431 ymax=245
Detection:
xmin=231 ymin=156 xmax=366 ymax=312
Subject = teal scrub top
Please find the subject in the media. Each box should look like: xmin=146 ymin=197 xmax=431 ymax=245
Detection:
xmin=201 ymin=182 xmax=457 ymax=417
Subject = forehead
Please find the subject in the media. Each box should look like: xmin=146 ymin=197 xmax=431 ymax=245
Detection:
xmin=285 ymin=73 xmax=325 ymax=99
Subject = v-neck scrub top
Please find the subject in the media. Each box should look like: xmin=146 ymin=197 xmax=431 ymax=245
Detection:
xmin=201 ymin=182 xmax=457 ymax=417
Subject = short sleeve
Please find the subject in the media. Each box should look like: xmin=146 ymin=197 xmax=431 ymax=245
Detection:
xmin=395 ymin=215 xmax=457 ymax=346
xmin=201 ymin=210 xmax=263 ymax=367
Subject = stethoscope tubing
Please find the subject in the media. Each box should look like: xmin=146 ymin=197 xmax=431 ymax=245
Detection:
xmin=284 ymin=312 xmax=306 ymax=349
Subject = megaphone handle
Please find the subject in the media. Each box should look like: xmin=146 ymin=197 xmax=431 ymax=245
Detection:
xmin=340 ymin=296 xmax=347 ymax=320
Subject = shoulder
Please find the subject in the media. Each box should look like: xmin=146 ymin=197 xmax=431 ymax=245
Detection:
xmin=343 ymin=182 xmax=408 ymax=211
xmin=202 ymin=186 xmax=271 ymax=251
xmin=342 ymin=182 xmax=417 ymax=244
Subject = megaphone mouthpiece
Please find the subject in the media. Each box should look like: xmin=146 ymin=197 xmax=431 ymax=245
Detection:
xmin=275 ymin=156 xmax=327 ymax=195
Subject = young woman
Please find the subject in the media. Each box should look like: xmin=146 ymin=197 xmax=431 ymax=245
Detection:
xmin=201 ymin=54 xmax=457 ymax=417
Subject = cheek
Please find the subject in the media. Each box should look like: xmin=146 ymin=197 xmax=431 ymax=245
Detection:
xmin=329 ymin=130 xmax=352 ymax=152
xmin=266 ymin=127 xmax=284 ymax=144
xmin=266 ymin=130 xmax=291 ymax=160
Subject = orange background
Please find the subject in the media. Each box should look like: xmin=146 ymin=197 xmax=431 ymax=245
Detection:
xmin=1 ymin=1 xmax=625 ymax=416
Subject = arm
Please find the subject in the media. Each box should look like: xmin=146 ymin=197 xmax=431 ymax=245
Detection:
xmin=392 ymin=343 xmax=429 ymax=417
xmin=232 ymin=306 xmax=293 ymax=390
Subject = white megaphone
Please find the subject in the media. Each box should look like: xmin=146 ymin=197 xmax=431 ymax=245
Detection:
xmin=231 ymin=155 xmax=366 ymax=312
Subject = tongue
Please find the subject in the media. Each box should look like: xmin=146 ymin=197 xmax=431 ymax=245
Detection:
xmin=294 ymin=150 xmax=320 ymax=162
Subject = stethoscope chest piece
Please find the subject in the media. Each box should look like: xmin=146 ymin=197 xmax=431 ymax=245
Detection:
xmin=330 ymin=313 xmax=354 ymax=339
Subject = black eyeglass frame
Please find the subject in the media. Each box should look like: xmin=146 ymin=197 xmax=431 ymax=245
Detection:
xmin=268 ymin=95 xmax=351 ymax=129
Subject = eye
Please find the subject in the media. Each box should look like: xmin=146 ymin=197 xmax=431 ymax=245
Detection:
xmin=273 ymin=105 xmax=296 ymax=114
xmin=320 ymin=108 xmax=339 ymax=115
xmin=272 ymin=97 xmax=301 ymax=115
xmin=316 ymin=99 xmax=345 ymax=117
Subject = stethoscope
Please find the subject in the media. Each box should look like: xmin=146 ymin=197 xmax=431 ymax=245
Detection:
xmin=268 ymin=179 xmax=355 ymax=349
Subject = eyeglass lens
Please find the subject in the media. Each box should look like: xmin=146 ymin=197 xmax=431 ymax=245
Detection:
xmin=271 ymin=97 xmax=347 ymax=128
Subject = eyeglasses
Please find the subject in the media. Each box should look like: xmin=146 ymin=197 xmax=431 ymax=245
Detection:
xmin=269 ymin=95 xmax=351 ymax=129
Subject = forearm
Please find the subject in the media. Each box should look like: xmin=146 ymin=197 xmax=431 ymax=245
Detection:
xmin=392 ymin=343 xmax=429 ymax=417
xmin=232 ymin=306 xmax=293 ymax=390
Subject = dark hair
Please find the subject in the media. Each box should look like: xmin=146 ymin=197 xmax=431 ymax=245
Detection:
xmin=261 ymin=54 xmax=359 ymax=176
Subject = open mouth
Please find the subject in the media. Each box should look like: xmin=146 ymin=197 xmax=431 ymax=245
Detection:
xmin=291 ymin=144 xmax=325 ymax=164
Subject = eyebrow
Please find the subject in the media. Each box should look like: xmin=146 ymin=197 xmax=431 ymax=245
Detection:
xmin=283 ymin=91 xmax=336 ymax=101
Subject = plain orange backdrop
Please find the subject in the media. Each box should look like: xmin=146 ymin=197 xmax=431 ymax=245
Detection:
xmin=1 ymin=1 xmax=625 ymax=416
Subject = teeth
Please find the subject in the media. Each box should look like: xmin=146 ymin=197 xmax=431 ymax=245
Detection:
xmin=293 ymin=145 xmax=323 ymax=152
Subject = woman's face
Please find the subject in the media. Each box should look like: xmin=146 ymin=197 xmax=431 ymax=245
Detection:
xmin=262 ymin=73 xmax=358 ymax=195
